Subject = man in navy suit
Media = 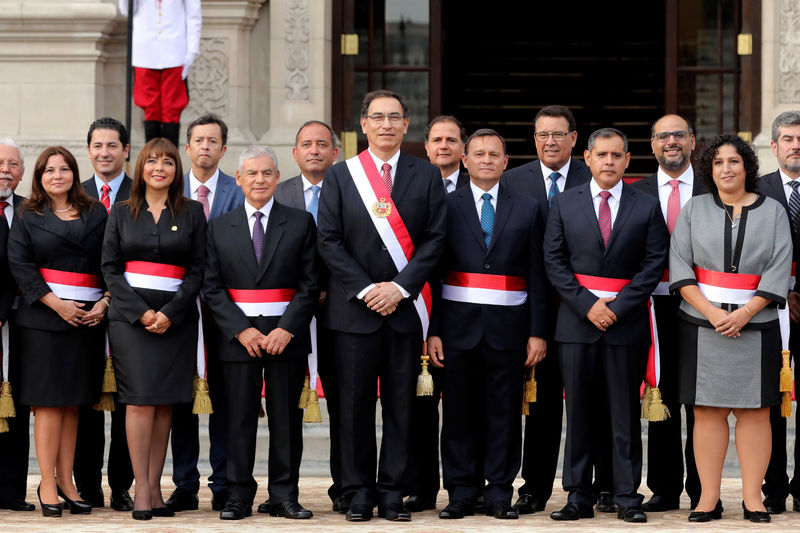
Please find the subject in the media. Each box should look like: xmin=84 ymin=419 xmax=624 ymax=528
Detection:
xmin=167 ymin=113 xmax=245 ymax=512
xmin=429 ymin=129 xmax=548 ymax=520
xmin=425 ymin=115 xmax=470 ymax=193
xmin=317 ymin=90 xmax=446 ymax=522
xmin=545 ymin=128 xmax=668 ymax=523
xmin=631 ymin=115 xmax=703 ymax=512
xmin=75 ymin=117 xmax=134 ymax=511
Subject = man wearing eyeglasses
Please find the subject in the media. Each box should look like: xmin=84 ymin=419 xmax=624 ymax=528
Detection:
xmin=631 ymin=114 xmax=703 ymax=512
xmin=317 ymin=90 xmax=446 ymax=522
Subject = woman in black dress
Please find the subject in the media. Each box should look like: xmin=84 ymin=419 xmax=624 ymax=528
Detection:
xmin=102 ymin=138 xmax=205 ymax=520
xmin=8 ymin=146 xmax=108 ymax=517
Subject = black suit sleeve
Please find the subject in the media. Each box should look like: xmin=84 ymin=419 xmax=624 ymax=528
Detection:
xmin=159 ymin=204 xmax=206 ymax=326
xmin=101 ymin=207 xmax=151 ymax=324
xmin=8 ymin=213 xmax=52 ymax=304
xmin=527 ymin=202 xmax=549 ymax=338
xmin=277 ymin=211 xmax=319 ymax=336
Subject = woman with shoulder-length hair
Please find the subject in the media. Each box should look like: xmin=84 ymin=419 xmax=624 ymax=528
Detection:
xmin=670 ymin=134 xmax=792 ymax=523
xmin=8 ymin=146 xmax=109 ymax=517
xmin=101 ymin=138 xmax=206 ymax=520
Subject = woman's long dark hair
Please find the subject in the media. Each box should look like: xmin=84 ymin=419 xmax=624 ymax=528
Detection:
xmin=24 ymin=146 xmax=95 ymax=214
xmin=126 ymin=138 xmax=185 ymax=220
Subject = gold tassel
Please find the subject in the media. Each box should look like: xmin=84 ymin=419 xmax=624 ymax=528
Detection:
xmin=521 ymin=393 xmax=530 ymax=415
xmin=525 ymin=367 xmax=537 ymax=403
xmin=416 ymin=354 xmax=434 ymax=397
xmin=102 ymin=356 xmax=117 ymax=393
xmin=258 ymin=401 xmax=266 ymax=418
xmin=298 ymin=375 xmax=311 ymax=409
xmin=641 ymin=384 xmax=652 ymax=419
xmin=0 ymin=417 xmax=7 ymax=433
xmin=0 ymin=381 xmax=16 ymax=418
xmin=780 ymin=350 xmax=793 ymax=392
xmin=303 ymin=390 xmax=322 ymax=423
xmin=92 ymin=391 xmax=115 ymax=412
xmin=192 ymin=374 xmax=200 ymax=399
xmin=647 ymin=386 xmax=671 ymax=421
xmin=192 ymin=377 xmax=214 ymax=414
xmin=782 ymin=391 xmax=793 ymax=417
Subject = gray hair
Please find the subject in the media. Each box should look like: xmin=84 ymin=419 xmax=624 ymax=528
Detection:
xmin=238 ymin=145 xmax=279 ymax=171
xmin=0 ymin=137 xmax=24 ymax=165
xmin=771 ymin=111 xmax=800 ymax=142
xmin=587 ymin=127 xmax=628 ymax=153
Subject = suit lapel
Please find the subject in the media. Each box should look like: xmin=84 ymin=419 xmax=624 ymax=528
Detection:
xmin=605 ymin=184 xmax=635 ymax=254
xmin=391 ymin=154 xmax=413 ymax=204
xmin=230 ymin=206 xmax=259 ymax=278
xmin=454 ymin=189 xmax=486 ymax=250
xmin=577 ymin=184 xmax=605 ymax=251
xmin=33 ymin=207 xmax=83 ymax=247
xmin=293 ymin=176 xmax=306 ymax=210
xmin=78 ymin=205 xmax=105 ymax=243
xmin=256 ymin=202 xmax=286 ymax=282
xmin=210 ymin=174 xmax=229 ymax=219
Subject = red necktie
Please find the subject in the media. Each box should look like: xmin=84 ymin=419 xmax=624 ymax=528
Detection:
xmin=381 ymin=163 xmax=392 ymax=195
xmin=598 ymin=190 xmax=612 ymax=247
xmin=0 ymin=201 xmax=8 ymax=222
xmin=666 ymin=179 xmax=681 ymax=234
xmin=100 ymin=184 xmax=111 ymax=213
xmin=197 ymin=184 xmax=210 ymax=220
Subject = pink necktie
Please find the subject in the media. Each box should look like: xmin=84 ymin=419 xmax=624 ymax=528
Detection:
xmin=381 ymin=163 xmax=392 ymax=195
xmin=197 ymin=184 xmax=210 ymax=220
xmin=100 ymin=184 xmax=111 ymax=213
xmin=598 ymin=191 xmax=612 ymax=247
xmin=666 ymin=179 xmax=681 ymax=234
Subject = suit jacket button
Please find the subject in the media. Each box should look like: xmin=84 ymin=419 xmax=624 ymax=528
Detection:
xmin=484 ymin=264 xmax=490 ymax=270
xmin=381 ymin=244 xmax=387 ymax=250
xmin=258 ymin=314 xmax=264 ymax=319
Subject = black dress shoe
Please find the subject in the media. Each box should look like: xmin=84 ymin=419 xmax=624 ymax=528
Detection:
xmin=743 ymin=501 xmax=771 ymax=522
xmin=57 ymin=486 xmax=92 ymax=515
xmin=404 ymin=494 xmax=436 ymax=512
xmin=596 ymin=492 xmax=617 ymax=513
xmin=110 ymin=490 xmax=133 ymax=511
xmin=550 ymin=502 xmax=594 ymax=520
xmin=332 ymin=496 xmax=350 ymax=514
xmin=152 ymin=506 xmax=176 ymax=517
xmin=641 ymin=494 xmax=679 ymax=512
xmin=211 ymin=491 xmax=227 ymax=511
xmin=764 ymin=497 xmax=786 ymax=514
xmin=220 ymin=499 xmax=252 ymax=520
xmin=37 ymin=486 xmax=62 ymax=518
xmin=346 ymin=504 xmax=373 ymax=521
xmin=0 ymin=499 xmax=35 ymax=511
xmin=132 ymin=509 xmax=152 ymax=520
xmin=617 ymin=505 xmax=647 ymax=522
xmin=513 ymin=493 xmax=545 ymax=514
xmin=269 ymin=500 xmax=313 ymax=519
xmin=794 ymin=496 xmax=800 ymax=512
xmin=78 ymin=488 xmax=104 ymax=508
xmin=688 ymin=500 xmax=723 ymax=522
xmin=165 ymin=488 xmax=199 ymax=512
xmin=379 ymin=502 xmax=411 ymax=521
xmin=487 ymin=502 xmax=518 ymax=519
xmin=257 ymin=499 xmax=271 ymax=514
xmin=439 ymin=500 xmax=474 ymax=519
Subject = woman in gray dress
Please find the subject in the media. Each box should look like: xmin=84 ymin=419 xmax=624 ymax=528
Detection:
xmin=670 ymin=135 xmax=792 ymax=523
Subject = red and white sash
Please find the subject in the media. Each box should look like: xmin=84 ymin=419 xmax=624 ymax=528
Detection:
xmin=40 ymin=268 xmax=103 ymax=301
xmin=345 ymin=150 xmax=433 ymax=337
xmin=442 ymin=271 xmax=527 ymax=306
xmin=227 ymin=288 xmax=296 ymax=318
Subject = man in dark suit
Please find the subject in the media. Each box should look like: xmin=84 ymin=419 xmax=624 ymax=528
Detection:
xmin=317 ymin=90 xmax=446 ymax=522
xmin=631 ymin=114 xmax=703 ymax=512
xmin=0 ymin=138 xmax=33 ymax=512
xmin=545 ymin=128 xmax=668 ymax=523
xmin=204 ymin=145 xmax=318 ymax=520
xmin=758 ymin=110 xmax=800 ymax=514
xmin=75 ymin=117 xmax=135 ymax=511
xmin=425 ymin=115 xmax=470 ymax=193
xmin=502 ymin=105 xmax=598 ymax=514
xmin=266 ymin=119 xmax=341 ymax=513
xmin=428 ymin=129 xmax=548 ymax=520
xmin=167 ymin=113 xmax=245 ymax=513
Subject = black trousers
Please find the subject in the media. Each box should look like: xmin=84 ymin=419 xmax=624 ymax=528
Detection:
xmin=441 ymin=337 xmax=525 ymax=505
xmin=223 ymin=356 xmax=305 ymax=505
xmin=407 ymin=363 xmax=442 ymax=500
xmin=74 ymin=400 xmax=133 ymax=495
xmin=332 ymin=324 xmax=419 ymax=508
xmin=0 ymin=341 xmax=29 ymax=502
xmin=560 ymin=341 xmax=647 ymax=510
xmin=316 ymin=325 xmax=342 ymax=503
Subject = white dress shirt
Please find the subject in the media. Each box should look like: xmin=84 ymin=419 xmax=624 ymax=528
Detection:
xmin=243 ymin=197 xmax=273 ymax=238
xmin=2 ymin=194 xmax=14 ymax=228
xmin=93 ymin=171 xmax=126 ymax=206
xmin=189 ymin=168 xmax=220 ymax=206
xmin=367 ymin=148 xmax=401 ymax=186
xmin=540 ymin=159 xmax=571 ymax=193
xmin=470 ymin=181 xmax=500 ymax=222
xmin=656 ymin=165 xmax=695 ymax=222
xmin=301 ymin=175 xmax=323 ymax=209
xmin=589 ymin=178 xmax=623 ymax=225
xmin=443 ymin=168 xmax=460 ymax=194
xmin=120 ymin=0 xmax=202 ymax=69
xmin=780 ymin=169 xmax=800 ymax=205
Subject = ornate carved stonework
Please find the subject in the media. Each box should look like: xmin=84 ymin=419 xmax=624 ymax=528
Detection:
xmin=186 ymin=37 xmax=230 ymax=118
xmin=779 ymin=0 xmax=800 ymax=102
xmin=285 ymin=0 xmax=310 ymax=100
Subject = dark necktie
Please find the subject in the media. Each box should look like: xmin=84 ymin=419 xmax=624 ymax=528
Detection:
xmin=308 ymin=185 xmax=320 ymax=223
xmin=381 ymin=163 xmax=392 ymax=195
xmin=480 ymin=192 xmax=494 ymax=248
xmin=100 ymin=184 xmax=111 ymax=213
xmin=598 ymin=190 xmax=612 ymax=247
xmin=252 ymin=211 xmax=264 ymax=263
xmin=789 ymin=180 xmax=800 ymax=233
xmin=548 ymin=172 xmax=561 ymax=207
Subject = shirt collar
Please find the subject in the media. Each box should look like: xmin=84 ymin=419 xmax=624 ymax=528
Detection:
xmin=243 ymin=197 xmax=274 ymax=222
xmin=368 ymin=148 xmax=401 ymax=173
xmin=94 ymin=171 xmax=125 ymax=193
xmin=301 ymin=174 xmax=323 ymax=191
xmin=779 ymin=168 xmax=800 ymax=186
xmin=589 ymin=177 xmax=624 ymax=200
xmin=656 ymin=164 xmax=694 ymax=187
xmin=540 ymin=159 xmax=571 ymax=179
xmin=444 ymin=168 xmax=460 ymax=184
xmin=470 ymin=180 xmax=500 ymax=205
xmin=190 ymin=168 xmax=220 ymax=195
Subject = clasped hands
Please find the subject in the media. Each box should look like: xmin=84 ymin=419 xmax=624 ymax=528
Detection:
xmin=237 ymin=326 xmax=292 ymax=357
xmin=53 ymin=297 xmax=107 ymax=327
xmin=364 ymin=282 xmax=403 ymax=316
xmin=587 ymin=296 xmax=617 ymax=331
xmin=706 ymin=306 xmax=750 ymax=338
xmin=140 ymin=309 xmax=172 ymax=334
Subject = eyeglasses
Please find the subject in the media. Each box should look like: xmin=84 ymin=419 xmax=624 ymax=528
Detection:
xmin=0 ymin=159 xmax=21 ymax=171
xmin=654 ymin=130 xmax=690 ymax=143
xmin=534 ymin=131 xmax=571 ymax=142
xmin=365 ymin=113 xmax=406 ymax=124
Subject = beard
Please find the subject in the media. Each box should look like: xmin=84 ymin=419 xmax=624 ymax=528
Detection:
xmin=658 ymin=151 xmax=688 ymax=173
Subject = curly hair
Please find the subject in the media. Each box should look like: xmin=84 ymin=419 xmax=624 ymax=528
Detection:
xmin=697 ymin=134 xmax=759 ymax=194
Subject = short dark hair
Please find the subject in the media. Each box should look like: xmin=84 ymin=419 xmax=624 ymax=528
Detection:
xmin=697 ymin=134 xmax=760 ymax=195
xmin=424 ymin=115 xmax=467 ymax=144
xmin=465 ymin=128 xmax=506 ymax=155
xmin=87 ymin=117 xmax=128 ymax=146
xmin=534 ymin=105 xmax=576 ymax=133
xmin=186 ymin=114 xmax=229 ymax=146
xmin=360 ymin=90 xmax=409 ymax=118
xmin=294 ymin=120 xmax=337 ymax=147
xmin=587 ymin=127 xmax=629 ymax=153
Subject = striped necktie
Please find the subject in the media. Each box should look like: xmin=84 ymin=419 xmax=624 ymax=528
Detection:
xmin=548 ymin=172 xmax=561 ymax=207
xmin=790 ymin=180 xmax=800 ymax=233
xmin=598 ymin=191 xmax=612 ymax=247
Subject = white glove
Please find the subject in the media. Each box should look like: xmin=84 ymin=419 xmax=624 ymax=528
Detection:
xmin=181 ymin=53 xmax=197 ymax=80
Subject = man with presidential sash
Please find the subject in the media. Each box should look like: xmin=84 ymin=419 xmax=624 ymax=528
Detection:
xmin=317 ymin=90 xmax=446 ymax=522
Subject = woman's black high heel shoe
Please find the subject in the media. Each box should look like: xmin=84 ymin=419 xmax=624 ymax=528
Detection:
xmin=56 ymin=485 xmax=92 ymax=515
xmin=132 ymin=509 xmax=153 ymax=520
xmin=742 ymin=501 xmax=771 ymax=523
xmin=688 ymin=499 xmax=723 ymax=522
xmin=37 ymin=485 xmax=62 ymax=517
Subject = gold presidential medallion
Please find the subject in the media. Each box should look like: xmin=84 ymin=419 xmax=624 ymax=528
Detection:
xmin=372 ymin=197 xmax=392 ymax=218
